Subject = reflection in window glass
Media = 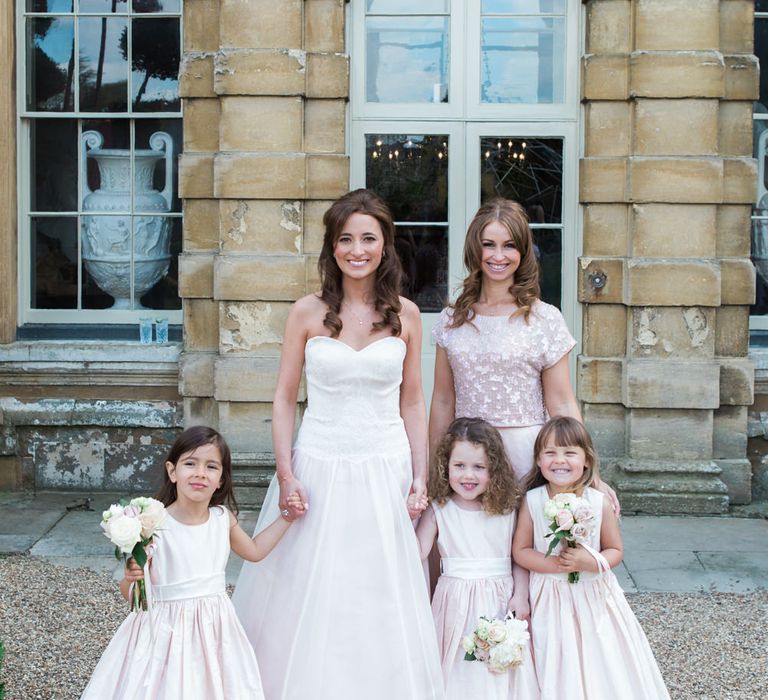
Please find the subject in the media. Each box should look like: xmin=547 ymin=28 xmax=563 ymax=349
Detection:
xmin=132 ymin=18 xmax=181 ymax=111
xmin=753 ymin=14 xmax=768 ymax=316
xmin=367 ymin=0 xmax=448 ymax=12
xmin=757 ymin=0 xmax=768 ymax=11
xmin=532 ymin=228 xmax=561 ymax=308
xmin=79 ymin=0 xmax=128 ymax=11
xmin=31 ymin=119 xmax=78 ymax=212
xmin=32 ymin=217 xmax=78 ymax=309
xmin=133 ymin=0 xmax=181 ymax=11
xmin=27 ymin=17 xmax=75 ymax=112
xmin=79 ymin=17 xmax=128 ymax=112
xmin=27 ymin=0 xmax=73 ymax=10
xmin=366 ymin=17 xmax=449 ymax=103
xmin=135 ymin=119 xmax=183 ymax=212
xmin=481 ymin=0 xmax=565 ymax=12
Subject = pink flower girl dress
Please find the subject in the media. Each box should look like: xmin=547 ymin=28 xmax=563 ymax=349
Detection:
xmin=431 ymin=499 xmax=539 ymax=699
xmin=527 ymin=486 xmax=670 ymax=700
xmin=80 ymin=506 xmax=264 ymax=700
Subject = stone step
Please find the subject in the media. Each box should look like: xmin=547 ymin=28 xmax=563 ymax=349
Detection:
xmin=231 ymin=459 xmax=275 ymax=509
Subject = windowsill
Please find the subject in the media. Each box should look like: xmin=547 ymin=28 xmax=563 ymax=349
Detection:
xmin=15 ymin=323 xmax=182 ymax=342
xmin=0 ymin=340 xmax=181 ymax=364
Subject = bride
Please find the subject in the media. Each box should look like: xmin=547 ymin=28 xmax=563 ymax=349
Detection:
xmin=232 ymin=189 xmax=444 ymax=699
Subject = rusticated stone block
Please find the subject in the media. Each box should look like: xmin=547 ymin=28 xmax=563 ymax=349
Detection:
xmin=305 ymin=0 xmax=345 ymax=53
xmin=220 ymin=0 xmax=301 ymax=49
xmin=582 ymin=55 xmax=630 ymax=101
xmin=719 ymin=357 xmax=754 ymax=406
xmin=183 ymin=298 xmax=219 ymax=351
xmin=305 ymin=99 xmax=346 ymax=154
xmin=577 ymin=357 xmax=623 ymax=404
xmin=220 ymin=301 xmax=291 ymax=354
xmin=179 ymin=154 xmax=215 ymax=198
xmin=715 ymin=458 xmax=752 ymax=504
xmin=214 ymin=49 xmax=305 ymax=96
xmin=628 ymin=408 xmax=713 ymax=460
xmin=306 ymin=154 xmax=349 ymax=199
xmin=0 ymin=456 xmax=20 ymax=490
xmin=214 ymin=355 xmax=281 ymax=401
xmin=220 ymin=96 xmax=303 ymax=152
xmin=716 ymin=205 xmax=752 ymax=257
xmin=217 ymin=401 xmax=277 ymax=454
xmin=723 ymin=55 xmax=759 ymax=101
xmin=713 ymin=405 xmax=748 ymax=459
xmin=715 ymin=305 xmax=749 ymax=357
xmin=184 ymin=0 xmax=220 ymax=53
xmin=304 ymin=200 xmax=333 ymax=254
xmin=629 ymin=306 xmax=715 ymax=359
xmin=719 ymin=102 xmax=754 ymax=157
xmin=580 ymin=158 xmax=628 ymax=203
xmin=178 ymin=253 xmax=215 ymax=298
xmin=183 ymin=199 xmax=219 ymax=252
xmin=632 ymin=204 xmax=716 ymax=257
xmin=214 ymin=153 xmax=306 ymax=199
xmin=585 ymin=102 xmax=630 ymax=157
xmin=179 ymin=352 xmax=215 ymax=397
xmin=586 ymin=0 xmax=631 ymax=54
xmin=220 ymin=200 xmax=302 ymax=254
xmin=720 ymin=258 xmax=756 ymax=305
xmin=578 ymin=257 xmax=625 ymax=304
xmin=583 ymin=204 xmax=629 ymax=256
xmin=634 ymin=99 xmax=718 ymax=156
xmin=582 ymin=403 xmax=626 ymax=459
xmin=180 ymin=54 xmax=215 ymax=98
xmin=183 ymin=397 xmax=219 ymax=429
xmin=306 ymin=254 xmax=321 ymax=293
xmin=306 ymin=53 xmax=349 ymax=98
xmin=582 ymin=304 xmax=627 ymax=357
xmin=630 ymin=158 xmax=722 ymax=204
xmin=624 ymin=359 xmax=720 ymax=408
xmin=183 ymin=98 xmax=220 ymax=153
xmin=635 ymin=0 xmax=719 ymax=51
xmin=720 ymin=0 xmax=754 ymax=54
xmin=213 ymin=255 xmax=306 ymax=301
xmin=630 ymin=51 xmax=724 ymax=98
xmin=626 ymin=259 xmax=720 ymax=306
xmin=722 ymin=158 xmax=758 ymax=204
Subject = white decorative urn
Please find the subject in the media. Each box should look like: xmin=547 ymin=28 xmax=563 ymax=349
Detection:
xmin=81 ymin=130 xmax=174 ymax=309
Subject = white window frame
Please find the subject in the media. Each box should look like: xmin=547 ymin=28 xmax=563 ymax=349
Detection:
xmin=15 ymin=0 xmax=184 ymax=326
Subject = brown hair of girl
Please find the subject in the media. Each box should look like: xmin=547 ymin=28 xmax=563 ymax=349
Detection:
xmin=154 ymin=425 xmax=239 ymax=516
xmin=523 ymin=416 xmax=600 ymax=494
xmin=450 ymin=198 xmax=539 ymax=328
xmin=430 ymin=417 xmax=521 ymax=515
xmin=318 ymin=189 xmax=403 ymax=337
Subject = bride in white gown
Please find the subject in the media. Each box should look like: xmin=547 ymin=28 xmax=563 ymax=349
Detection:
xmin=232 ymin=189 xmax=445 ymax=700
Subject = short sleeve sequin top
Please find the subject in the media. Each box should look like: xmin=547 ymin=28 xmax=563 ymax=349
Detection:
xmin=432 ymin=301 xmax=576 ymax=427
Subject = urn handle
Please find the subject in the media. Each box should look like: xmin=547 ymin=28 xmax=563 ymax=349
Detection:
xmin=149 ymin=131 xmax=174 ymax=211
xmin=81 ymin=130 xmax=104 ymax=199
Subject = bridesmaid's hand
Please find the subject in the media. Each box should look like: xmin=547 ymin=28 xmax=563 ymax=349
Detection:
xmin=407 ymin=479 xmax=428 ymax=520
xmin=124 ymin=557 xmax=144 ymax=583
xmin=279 ymin=476 xmax=309 ymax=515
xmin=507 ymin=594 xmax=530 ymax=622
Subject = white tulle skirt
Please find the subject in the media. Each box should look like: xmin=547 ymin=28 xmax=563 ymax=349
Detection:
xmin=232 ymin=445 xmax=445 ymax=700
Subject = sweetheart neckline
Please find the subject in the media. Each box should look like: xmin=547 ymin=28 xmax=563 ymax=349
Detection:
xmin=306 ymin=335 xmax=406 ymax=353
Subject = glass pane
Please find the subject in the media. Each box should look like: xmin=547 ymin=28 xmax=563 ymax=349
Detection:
xmin=365 ymin=134 xmax=448 ymax=221
xmin=367 ymin=17 xmax=449 ymax=103
xmin=133 ymin=0 xmax=182 ymax=11
xmin=132 ymin=18 xmax=181 ymax=111
xmin=367 ymin=0 xmax=448 ymax=12
xmin=27 ymin=0 xmax=73 ymax=10
xmin=32 ymin=216 xmax=78 ymax=308
xmin=480 ymin=137 xmax=562 ymax=224
xmin=82 ymin=119 xmax=130 ymax=207
xmin=135 ymin=118 xmax=183 ymax=212
xmin=752 ymin=216 xmax=768 ymax=316
xmin=481 ymin=17 xmax=565 ymax=104
xmin=79 ymin=17 xmax=128 ymax=112
xmin=78 ymin=0 xmax=128 ymax=11
xmin=482 ymin=0 xmax=565 ymax=13
xmin=27 ymin=17 xmax=75 ymax=111
xmin=757 ymin=0 xmax=768 ymax=11
xmin=396 ymin=225 xmax=448 ymax=313
xmin=139 ymin=216 xmax=181 ymax=310
xmin=31 ymin=119 xmax=78 ymax=212
xmin=533 ymin=227 xmax=561 ymax=308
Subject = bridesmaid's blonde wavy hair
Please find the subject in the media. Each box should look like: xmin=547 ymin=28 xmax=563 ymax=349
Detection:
xmin=449 ymin=199 xmax=540 ymax=328
xmin=430 ymin=417 xmax=521 ymax=515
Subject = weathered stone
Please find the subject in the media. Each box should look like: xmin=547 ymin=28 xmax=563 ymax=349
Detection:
xmin=635 ymin=0 xmax=719 ymax=51
xmin=634 ymin=98 xmax=718 ymax=156
xmin=582 ymin=54 xmax=630 ymax=101
xmin=220 ymin=200 xmax=302 ymax=254
xmin=579 ymin=158 xmax=628 ymax=203
xmin=214 ymin=355 xmax=282 ymax=401
xmin=628 ymin=408 xmax=713 ymax=460
xmin=305 ymin=99 xmax=346 ymax=154
xmin=630 ymin=51 xmax=724 ymax=99
xmin=220 ymin=97 xmax=303 ymax=152
xmin=0 ymin=456 xmax=20 ymax=489
xmin=585 ymin=102 xmax=631 ymax=157
xmin=214 ymin=153 xmax=306 ymax=199
xmin=632 ymin=203 xmax=716 ymax=258
xmin=723 ymin=55 xmax=759 ymax=101
xmin=583 ymin=204 xmax=629 ymax=256
xmin=582 ymin=304 xmax=627 ymax=357
xmin=719 ymin=101 xmax=755 ymax=157
xmin=578 ymin=257 xmax=625 ymax=304
xmin=214 ymin=49 xmax=305 ymax=96
xmin=180 ymin=54 xmax=215 ymax=98
xmin=586 ymin=0 xmax=631 ymax=54
xmin=178 ymin=253 xmax=215 ymax=299
xmin=183 ymin=199 xmax=220 ymax=252
xmin=184 ymin=0 xmax=220 ymax=52
xmin=220 ymin=0 xmax=301 ymax=49
xmin=179 ymin=154 xmax=215 ymax=198
xmin=220 ymin=301 xmax=291 ymax=353
xmin=577 ymin=357 xmax=623 ymax=403
xmin=720 ymin=0 xmax=754 ymax=54
xmin=720 ymin=258 xmax=756 ymax=305
xmin=630 ymin=158 xmax=722 ymax=203
xmin=306 ymin=53 xmax=349 ymax=98
xmin=714 ymin=458 xmax=752 ymax=504
xmin=183 ymin=397 xmax=220 ymax=428
xmin=32 ymin=435 xmax=105 ymax=489
xmin=183 ymin=98 xmax=220 ymax=152
xmin=716 ymin=205 xmax=752 ymax=257
xmin=629 ymin=306 xmax=715 ymax=359
xmin=306 ymin=254 xmax=321 ymax=292
xmin=722 ymin=158 xmax=758 ymax=204
xmin=305 ymin=0 xmax=345 ymax=53
xmin=217 ymin=401 xmax=275 ymax=454
xmin=184 ymin=298 xmax=219 ymax=351
xmin=214 ymin=255 xmax=306 ymax=301
xmin=582 ymin=403 xmax=626 ymax=459
xmin=103 ymin=432 xmax=176 ymax=491
xmin=625 ymin=259 xmax=720 ymax=306
xmin=713 ymin=405 xmax=748 ymax=459
xmin=715 ymin=305 xmax=749 ymax=357
xmin=179 ymin=351 xmax=216 ymax=397
xmin=624 ymin=359 xmax=720 ymax=408
xmin=306 ymin=154 xmax=349 ymax=199
xmin=719 ymin=357 xmax=754 ymax=406
xmin=304 ymin=200 xmax=332 ymax=254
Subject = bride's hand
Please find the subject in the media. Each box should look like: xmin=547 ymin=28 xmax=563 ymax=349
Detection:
xmin=407 ymin=479 xmax=428 ymax=520
xmin=279 ymin=475 xmax=309 ymax=516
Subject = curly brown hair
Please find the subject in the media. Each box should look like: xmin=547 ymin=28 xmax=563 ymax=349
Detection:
xmin=449 ymin=198 xmax=540 ymax=328
xmin=430 ymin=417 xmax=521 ymax=515
xmin=522 ymin=416 xmax=600 ymax=495
xmin=317 ymin=189 xmax=403 ymax=337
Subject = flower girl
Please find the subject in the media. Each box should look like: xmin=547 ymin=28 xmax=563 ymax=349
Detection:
xmin=412 ymin=417 xmax=539 ymax=699
xmin=512 ymin=416 xmax=670 ymax=700
xmin=81 ymin=426 xmax=305 ymax=700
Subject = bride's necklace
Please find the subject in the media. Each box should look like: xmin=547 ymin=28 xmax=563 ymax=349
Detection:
xmin=343 ymin=302 xmax=373 ymax=326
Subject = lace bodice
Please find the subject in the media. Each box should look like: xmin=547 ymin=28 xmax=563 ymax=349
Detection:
xmin=432 ymin=302 xmax=576 ymax=427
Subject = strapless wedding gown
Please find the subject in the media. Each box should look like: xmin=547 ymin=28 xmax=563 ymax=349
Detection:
xmin=232 ymin=335 xmax=445 ymax=700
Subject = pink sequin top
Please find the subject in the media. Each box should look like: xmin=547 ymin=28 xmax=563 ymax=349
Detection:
xmin=432 ymin=302 xmax=576 ymax=427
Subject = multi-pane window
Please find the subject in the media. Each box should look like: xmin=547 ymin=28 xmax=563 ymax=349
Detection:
xmin=19 ymin=0 xmax=182 ymax=325
xmin=753 ymin=3 xmax=768 ymax=326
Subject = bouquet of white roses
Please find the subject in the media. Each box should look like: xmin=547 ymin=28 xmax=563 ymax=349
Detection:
xmin=543 ymin=492 xmax=596 ymax=583
xmin=462 ymin=614 xmax=529 ymax=674
xmin=101 ymin=497 xmax=167 ymax=612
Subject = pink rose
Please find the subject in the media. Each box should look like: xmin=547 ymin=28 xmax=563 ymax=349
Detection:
xmin=573 ymin=505 xmax=593 ymax=523
xmin=571 ymin=522 xmax=590 ymax=541
xmin=556 ymin=509 xmax=574 ymax=531
xmin=123 ymin=505 xmax=140 ymax=518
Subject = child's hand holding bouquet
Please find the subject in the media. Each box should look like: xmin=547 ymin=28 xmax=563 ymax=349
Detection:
xmin=543 ymin=492 xmax=596 ymax=583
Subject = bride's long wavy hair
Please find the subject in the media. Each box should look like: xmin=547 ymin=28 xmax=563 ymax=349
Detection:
xmin=318 ymin=189 xmax=403 ymax=337
xmin=449 ymin=198 xmax=540 ymax=328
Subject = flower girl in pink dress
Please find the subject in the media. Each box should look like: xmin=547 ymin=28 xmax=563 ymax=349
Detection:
xmin=512 ymin=417 xmax=670 ymax=700
xmin=80 ymin=426 xmax=305 ymax=700
xmin=412 ymin=417 xmax=539 ymax=700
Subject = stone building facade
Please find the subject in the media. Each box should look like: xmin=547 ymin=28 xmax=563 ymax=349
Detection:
xmin=0 ymin=0 xmax=763 ymax=514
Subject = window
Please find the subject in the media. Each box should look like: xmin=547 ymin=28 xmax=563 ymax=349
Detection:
xmin=17 ymin=0 xmax=182 ymax=326
xmin=753 ymin=3 xmax=768 ymax=329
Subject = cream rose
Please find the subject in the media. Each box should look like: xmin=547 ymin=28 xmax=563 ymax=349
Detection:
xmin=475 ymin=618 xmax=491 ymax=641
xmin=488 ymin=641 xmax=522 ymax=673
xmin=487 ymin=621 xmax=508 ymax=644
xmin=137 ymin=498 xmax=167 ymax=539
xmin=543 ymin=499 xmax=560 ymax=519
xmin=461 ymin=636 xmax=476 ymax=655
xmin=571 ymin=522 xmax=591 ymax=541
xmin=556 ymin=509 xmax=574 ymax=531
xmin=573 ymin=504 xmax=593 ymax=523
xmin=107 ymin=514 xmax=142 ymax=554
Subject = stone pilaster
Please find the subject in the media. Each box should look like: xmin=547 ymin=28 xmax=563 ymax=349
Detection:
xmin=579 ymin=0 xmax=757 ymax=513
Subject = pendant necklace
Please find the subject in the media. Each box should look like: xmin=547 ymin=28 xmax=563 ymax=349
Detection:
xmin=343 ymin=303 xmax=372 ymax=326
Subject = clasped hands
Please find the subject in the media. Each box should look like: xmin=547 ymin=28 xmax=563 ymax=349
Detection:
xmin=406 ymin=480 xmax=428 ymax=520
xmin=278 ymin=476 xmax=309 ymax=522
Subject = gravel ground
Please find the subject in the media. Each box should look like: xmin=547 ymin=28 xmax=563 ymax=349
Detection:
xmin=0 ymin=554 xmax=765 ymax=700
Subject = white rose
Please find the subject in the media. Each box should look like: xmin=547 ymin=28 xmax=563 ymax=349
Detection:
xmin=106 ymin=514 xmax=142 ymax=554
xmin=504 ymin=617 xmax=530 ymax=646
xmin=555 ymin=509 xmax=574 ymax=531
xmin=553 ymin=492 xmax=575 ymax=507
xmin=488 ymin=641 xmax=522 ymax=673
xmin=109 ymin=504 xmax=124 ymax=518
xmin=543 ymin=499 xmax=559 ymax=520
xmin=475 ymin=618 xmax=491 ymax=641
xmin=138 ymin=498 xmax=167 ymax=538
xmin=130 ymin=496 xmax=151 ymax=510
xmin=487 ymin=621 xmax=508 ymax=644
xmin=461 ymin=636 xmax=476 ymax=655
